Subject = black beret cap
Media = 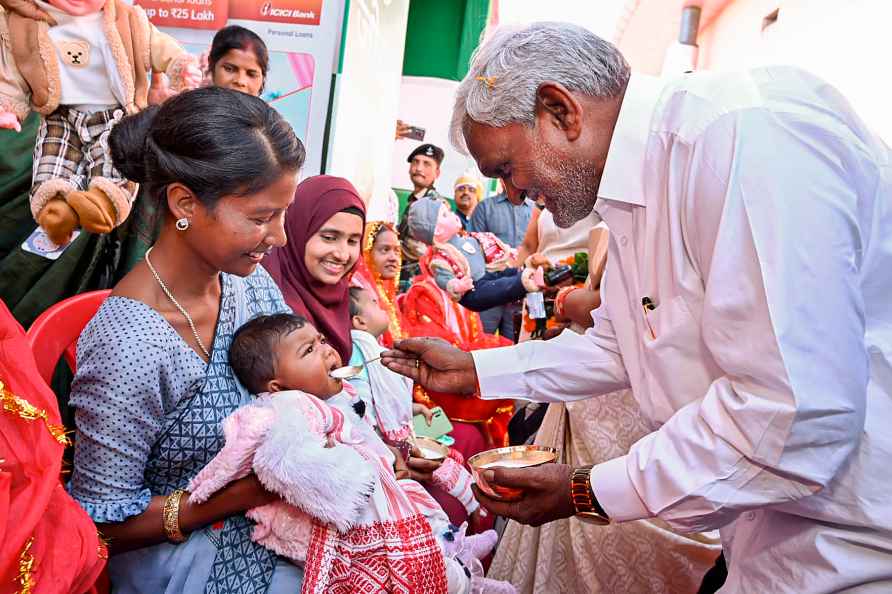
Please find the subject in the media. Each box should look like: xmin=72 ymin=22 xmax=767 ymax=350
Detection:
xmin=407 ymin=143 xmax=444 ymax=165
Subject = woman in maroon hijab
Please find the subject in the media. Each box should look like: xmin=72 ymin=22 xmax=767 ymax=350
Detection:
xmin=263 ymin=175 xmax=366 ymax=363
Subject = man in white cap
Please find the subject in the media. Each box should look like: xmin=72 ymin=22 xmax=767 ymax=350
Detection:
xmin=453 ymin=173 xmax=483 ymax=230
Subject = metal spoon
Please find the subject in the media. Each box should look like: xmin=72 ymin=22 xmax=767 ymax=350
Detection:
xmin=329 ymin=355 xmax=382 ymax=379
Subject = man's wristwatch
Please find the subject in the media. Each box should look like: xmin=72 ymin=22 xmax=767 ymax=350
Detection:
xmin=570 ymin=466 xmax=610 ymax=525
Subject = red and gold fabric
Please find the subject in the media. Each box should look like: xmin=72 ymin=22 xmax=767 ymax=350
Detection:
xmin=0 ymin=298 xmax=106 ymax=593
xmin=352 ymin=221 xmax=405 ymax=348
xmin=400 ymin=259 xmax=514 ymax=447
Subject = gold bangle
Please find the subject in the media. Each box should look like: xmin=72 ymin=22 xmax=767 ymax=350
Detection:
xmin=570 ymin=466 xmax=610 ymax=525
xmin=162 ymin=489 xmax=187 ymax=543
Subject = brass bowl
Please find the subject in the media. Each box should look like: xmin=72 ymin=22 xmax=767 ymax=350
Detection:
xmin=468 ymin=445 xmax=558 ymax=501
xmin=414 ymin=437 xmax=449 ymax=461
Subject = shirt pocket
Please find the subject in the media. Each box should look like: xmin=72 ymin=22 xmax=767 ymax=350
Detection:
xmin=640 ymin=295 xmax=716 ymax=423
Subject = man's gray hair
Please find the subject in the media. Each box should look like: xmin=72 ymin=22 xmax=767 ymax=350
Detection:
xmin=450 ymin=22 xmax=630 ymax=153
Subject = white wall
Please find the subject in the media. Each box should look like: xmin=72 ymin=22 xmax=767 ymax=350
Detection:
xmin=390 ymin=76 xmax=483 ymax=196
xmin=699 ymin=0 xmax=892 ymax=143
xmin=327 ymin=0 xmax=410 ymax=219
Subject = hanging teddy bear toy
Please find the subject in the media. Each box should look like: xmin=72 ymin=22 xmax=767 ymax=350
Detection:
xmin=0 ymin=0 xmax=201 ymax=246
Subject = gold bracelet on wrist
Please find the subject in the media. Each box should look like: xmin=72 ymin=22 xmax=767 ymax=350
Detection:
xmin=162 ymin=489 xmax=187 ymax=543
xmin=570 ymin=466 xmax=610 ymax=525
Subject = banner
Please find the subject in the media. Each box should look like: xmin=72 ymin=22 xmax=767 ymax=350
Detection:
xmin=133 ymin=0 xmax=344 ymax=176
xmin=230 ymin=0 xmax=323 ymax=26
xmin=135 ymin=0 xmax=228 ymax=29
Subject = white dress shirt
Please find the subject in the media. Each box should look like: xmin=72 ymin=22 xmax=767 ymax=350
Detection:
xmin=473 ymin=67 xmax=892 ymax=593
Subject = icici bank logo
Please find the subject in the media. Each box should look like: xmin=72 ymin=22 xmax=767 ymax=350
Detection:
xmin=259 ymin=1 xmax=315 ymax=19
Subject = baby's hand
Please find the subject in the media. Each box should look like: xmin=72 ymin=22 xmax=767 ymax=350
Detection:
xmin=388 ymin=444 xmax=411 ymax=480
xmin=0 ymin=112 xmax=21 ymax=132
xmin=407 ymin=444 xmax=442 ymax=481
xmin=412 ymin=403 xmax=434 ymax=426
xmin=521 ymin=266 xmax=547 ymax=292
xmin=446 ymin=276 xmax=474 ymax=300
xmin=469 ymin=507 xmax=489 ymax=534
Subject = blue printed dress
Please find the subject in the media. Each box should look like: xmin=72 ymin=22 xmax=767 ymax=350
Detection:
xmin=68 ymin=266 xmax=303 ymax=593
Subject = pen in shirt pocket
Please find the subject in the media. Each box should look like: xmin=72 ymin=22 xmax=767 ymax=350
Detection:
xmin=642 ymin=297 xmax=657 ymax=339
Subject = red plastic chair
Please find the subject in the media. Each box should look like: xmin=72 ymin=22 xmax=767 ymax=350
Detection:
xmin=26 ymin=290 xmax=111 ymax=384
xmin=26 ymin=290 xmax=113 ymax=594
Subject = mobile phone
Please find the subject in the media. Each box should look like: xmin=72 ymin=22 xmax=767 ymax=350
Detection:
xmin=413 ymin=406 xmax=453 ymax=439
xmin=405 ymin=125 xmax=426 ymax=141
xmin=545 ymin=264 xmax=573 ymax=286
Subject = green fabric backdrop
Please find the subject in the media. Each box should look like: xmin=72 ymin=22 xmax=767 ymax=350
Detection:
xmin=402 ymin=0 xmax=490 ymax=81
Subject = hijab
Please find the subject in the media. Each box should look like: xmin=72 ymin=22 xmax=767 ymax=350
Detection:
xmin=263 ymin=175 xmax=366 ymax=363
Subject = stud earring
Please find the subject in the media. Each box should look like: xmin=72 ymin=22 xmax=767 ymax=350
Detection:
xmin=175 ymin=217 xmax=189 ymax=231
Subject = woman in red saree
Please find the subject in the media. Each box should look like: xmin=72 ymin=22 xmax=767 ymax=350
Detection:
xmin=400 ymin=251 xmax=514 ymax=450
xmin=0 ymin=298 xmax=107 ymax=593
xmin=351 ymin=221 xmax=404 ymax=348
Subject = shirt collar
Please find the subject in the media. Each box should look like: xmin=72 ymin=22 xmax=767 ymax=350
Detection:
xmin=494 ymin=193 xmax=532 ymax=208
xmin=412 ymin=187 xmax=436 ymax=200
xmin=597 ymin=73 xmax=666 ymax=207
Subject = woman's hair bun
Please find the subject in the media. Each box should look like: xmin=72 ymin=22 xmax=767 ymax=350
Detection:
xmin=109 ymin=105 xmax=160 ymax=184
xmin=108 ymin=87 xmax=305 ymax=210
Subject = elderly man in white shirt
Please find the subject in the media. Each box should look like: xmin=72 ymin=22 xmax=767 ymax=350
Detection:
xmin=382 ymin=22 xmax=892 ymax=594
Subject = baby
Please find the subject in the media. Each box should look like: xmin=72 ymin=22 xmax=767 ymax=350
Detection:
xmin=406 ymin=196 xmax=545 ymax=311
xmin=345 ymin=286 xmax=482 ymax=520
xmin=189 ymin=313 xmax=514 ymax=594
